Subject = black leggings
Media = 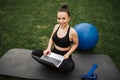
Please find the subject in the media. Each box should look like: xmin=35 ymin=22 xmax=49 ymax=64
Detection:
xmin=31 ymin=48 xmax=75 ymax=73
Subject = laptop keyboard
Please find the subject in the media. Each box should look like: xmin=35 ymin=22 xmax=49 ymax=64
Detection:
xmin=41 ymin=56 xmax=61 ymax=66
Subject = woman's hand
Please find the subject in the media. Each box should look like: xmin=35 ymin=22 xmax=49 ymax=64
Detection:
xmin=43 ymin=48 xmax=51 ymax=56
xmin=64 ymin=54 xmax=69 ymax=59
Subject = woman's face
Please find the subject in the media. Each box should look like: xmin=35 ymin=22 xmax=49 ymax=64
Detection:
xmin=57 ymin=12 xmax=70 ymax=28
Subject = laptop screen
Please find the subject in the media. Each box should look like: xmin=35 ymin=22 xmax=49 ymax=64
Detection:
xmin=40 ymin=52 xmax=64 ymax=67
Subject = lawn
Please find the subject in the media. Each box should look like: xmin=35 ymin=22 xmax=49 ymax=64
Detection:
xmin=0 ymin=0 xmax=120 ymax=79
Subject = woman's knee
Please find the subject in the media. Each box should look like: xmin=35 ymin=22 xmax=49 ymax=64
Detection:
xmin=31 ymin=50 xmax=43 ymax=57
xmin=59 ymin=59 xmax=75 ymax=72
xmin=31 ymin=50 xmax=36 ymax=55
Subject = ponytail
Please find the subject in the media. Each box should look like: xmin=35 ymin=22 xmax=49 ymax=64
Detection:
xmin=58 ymin=5 xmax=70 ymax=17
xmin=61 ymin=5 xmax=68 ymax=9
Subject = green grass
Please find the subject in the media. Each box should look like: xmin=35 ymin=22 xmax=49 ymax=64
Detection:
xmin=0 ymin=0 xmax=120 ymax=79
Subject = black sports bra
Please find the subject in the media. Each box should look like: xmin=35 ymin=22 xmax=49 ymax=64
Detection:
xmin=52 ymin=26 xmax=72 ymax=48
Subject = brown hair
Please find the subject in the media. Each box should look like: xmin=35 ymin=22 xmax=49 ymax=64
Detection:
xmin=58 ymin=5 xmax=70 ymax=17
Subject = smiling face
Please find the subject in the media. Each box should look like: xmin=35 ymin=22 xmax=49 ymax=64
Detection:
xmin=57 ymin=12 xmax=70 ymax=28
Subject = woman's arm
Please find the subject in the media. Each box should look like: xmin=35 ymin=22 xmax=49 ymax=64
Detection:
xmin=64 ymin=28 xmax=79 ymax=59
xmin=43 ymin=24 xmax=59 ymax=55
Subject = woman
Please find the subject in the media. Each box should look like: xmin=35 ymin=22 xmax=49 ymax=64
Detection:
xmin=32 ymin=5 xmax=78 ymax=73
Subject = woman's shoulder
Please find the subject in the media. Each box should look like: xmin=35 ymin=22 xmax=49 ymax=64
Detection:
xmin=53 ymin=24 xmax=59 ymax=32
xmin=70 ymin=27 xmax=77 ymax=33
xmin=70 ymin=27 xmax=78 ymax=36
xmin=54 ymin=24 xmax=59 ymax=28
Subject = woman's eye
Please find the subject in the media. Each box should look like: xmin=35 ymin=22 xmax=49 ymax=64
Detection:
xmin=62 ymin=18 xmax=66 ymax=20
xmin=57 ymin=18 xmax=60 ymax=20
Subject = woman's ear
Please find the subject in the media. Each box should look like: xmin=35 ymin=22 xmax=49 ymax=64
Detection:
xmin=68 ymin=17 xmax=71 ymax=22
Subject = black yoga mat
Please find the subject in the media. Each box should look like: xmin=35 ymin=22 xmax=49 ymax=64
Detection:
xmin=0 ymin=49 xmax=120 ymax=80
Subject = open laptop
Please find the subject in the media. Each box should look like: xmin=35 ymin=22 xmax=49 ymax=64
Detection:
xmin=40 ymin=52 xmax=64 ymax=68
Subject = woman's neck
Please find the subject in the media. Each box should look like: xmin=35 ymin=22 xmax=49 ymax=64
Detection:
xmin=60 ymin=24 xmax=69 ymax=29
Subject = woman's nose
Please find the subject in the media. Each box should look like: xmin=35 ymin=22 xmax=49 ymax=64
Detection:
xmin=59 ymin=19 xmax=63 ymax=23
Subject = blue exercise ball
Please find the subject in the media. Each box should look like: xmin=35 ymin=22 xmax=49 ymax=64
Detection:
xmin=74 ymin=23 xmax=99 ymax=50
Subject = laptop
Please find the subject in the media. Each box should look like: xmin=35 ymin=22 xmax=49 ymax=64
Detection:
xmin=40 ymin=52 xmax=64 ymax=68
